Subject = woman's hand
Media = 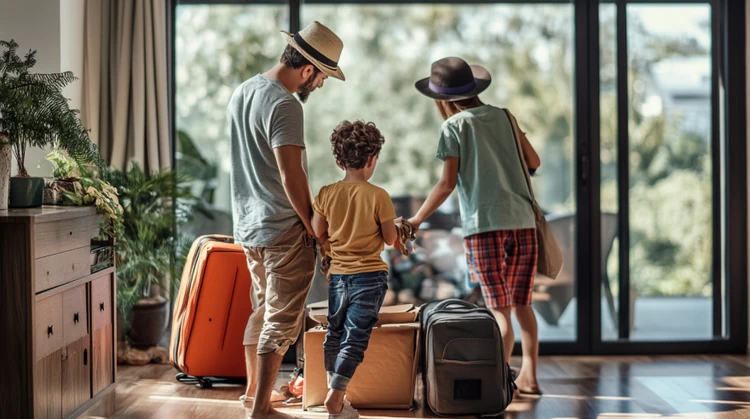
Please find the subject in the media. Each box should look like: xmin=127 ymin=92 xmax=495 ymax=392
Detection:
xmin=407 ymin=216 xmax=422 ymax=233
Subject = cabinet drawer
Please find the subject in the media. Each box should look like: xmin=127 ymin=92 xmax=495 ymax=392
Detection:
xmin=34 ymin=215 xmax=100 ymax=259
xmin=63 ymin=285 xmax=88 ymax=345
xmin=36 ymin=294 xmax=64 ymax=360
xmin=91 ymin=275 xmax=112 ymax=331
xmin=35 ymin=247 xmax=90 ymax=293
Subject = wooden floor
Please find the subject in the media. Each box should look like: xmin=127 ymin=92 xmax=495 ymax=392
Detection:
xmin=80 ymin=355 xmax=750 ymax=419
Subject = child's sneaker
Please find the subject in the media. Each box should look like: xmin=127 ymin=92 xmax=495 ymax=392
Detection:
xmin=329 ymin=399 xmax=359 ymax=419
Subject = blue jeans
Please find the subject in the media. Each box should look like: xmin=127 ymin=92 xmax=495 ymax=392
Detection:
xmin=324 ymin=271 xmax=388 ymax=391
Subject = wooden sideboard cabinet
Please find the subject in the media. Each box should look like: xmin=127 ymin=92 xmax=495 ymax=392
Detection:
xmin=0 ymin=206 xmax=116 ymax=419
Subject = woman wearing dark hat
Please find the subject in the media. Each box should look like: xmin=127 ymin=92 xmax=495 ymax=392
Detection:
xmin=408 ymin=57 xmax=542 ymax=395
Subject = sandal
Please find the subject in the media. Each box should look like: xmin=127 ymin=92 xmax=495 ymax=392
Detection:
xmin=517 ymin=387 xmax=543 ymax=396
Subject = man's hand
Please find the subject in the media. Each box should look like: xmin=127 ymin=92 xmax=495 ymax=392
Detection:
xmin=304 ymin=221 xmax=316 ymax=240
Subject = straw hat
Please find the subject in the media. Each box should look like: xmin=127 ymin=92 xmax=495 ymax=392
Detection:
xmin=281 ymin=21 xmax=345 ymax=81
xmin=415 ymin=57 xmax=491 ymax=101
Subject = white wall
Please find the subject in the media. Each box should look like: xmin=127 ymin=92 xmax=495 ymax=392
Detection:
xmin=0 ymin=0 xmax=86 ymax=177
xmin=60 ymin=0 xmax=86 ymax=110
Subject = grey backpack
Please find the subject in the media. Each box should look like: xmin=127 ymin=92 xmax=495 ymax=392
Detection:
xmin=421 ymin=299 xmax=515 ymax=416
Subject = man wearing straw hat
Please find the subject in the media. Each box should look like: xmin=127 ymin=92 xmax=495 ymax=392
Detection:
xmin=228 ymin=21 xmax=345 ymax=419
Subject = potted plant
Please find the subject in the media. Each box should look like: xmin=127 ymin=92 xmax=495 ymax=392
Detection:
xmin=46 ymin=149 xmax=84 ymax=205
xmin=0 ymin=39 xmax=105 ymax=208
xmin=47 ymin=152 xmax=123 ymax=243
xmin=108 ymin=162 xmax=197 ymax=348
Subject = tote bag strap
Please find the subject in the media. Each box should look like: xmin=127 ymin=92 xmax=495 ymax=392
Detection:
xmin=503 ymin=109 xmax=537 ymax=201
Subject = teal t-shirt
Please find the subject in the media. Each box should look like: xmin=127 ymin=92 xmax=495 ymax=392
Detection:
xmin=436 ymin=105 xmax=536 ymax=237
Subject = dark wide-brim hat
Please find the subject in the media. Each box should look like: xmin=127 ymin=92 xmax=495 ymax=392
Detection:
xmin=415 ymin=57 xmax=491 ymax=101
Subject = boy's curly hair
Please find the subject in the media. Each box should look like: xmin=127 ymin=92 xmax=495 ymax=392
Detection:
xmin=330 ymin=121 xmax=385 ymax=170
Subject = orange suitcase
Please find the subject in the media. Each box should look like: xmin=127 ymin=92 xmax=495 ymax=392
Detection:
xmin=170 ymin=235 xmax=251 ymax=388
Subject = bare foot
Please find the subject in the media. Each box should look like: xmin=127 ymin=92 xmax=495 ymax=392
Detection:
xmin=514 ymin=373 xmax=542 ymax=396
xmin=247 ymin=407 xmax=299 ymax=419
xmin=240 ymin=391 xmax=287 ymax=408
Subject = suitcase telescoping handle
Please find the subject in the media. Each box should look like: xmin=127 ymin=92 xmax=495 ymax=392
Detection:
xmin=434 ymin=299 xmax=476 ymax=312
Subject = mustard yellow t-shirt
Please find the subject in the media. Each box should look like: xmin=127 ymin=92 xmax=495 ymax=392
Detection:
xmin=313 ymin=181 xmax=397 ymax=275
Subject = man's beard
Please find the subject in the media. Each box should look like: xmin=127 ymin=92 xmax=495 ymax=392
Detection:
xmin=297 ymin=74 xmax=317 ymax=103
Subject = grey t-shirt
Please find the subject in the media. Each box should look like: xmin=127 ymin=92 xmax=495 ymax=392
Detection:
xmin=228 ymin=74 xmax=308 ymax=248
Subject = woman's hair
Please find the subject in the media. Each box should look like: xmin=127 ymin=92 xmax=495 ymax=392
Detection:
xmin=330 ymin=120 xmax=385 ymax=169
xmin=435 ymin=96 xmax=484 ymax=120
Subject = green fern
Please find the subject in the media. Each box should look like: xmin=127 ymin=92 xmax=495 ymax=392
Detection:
xmin=0 ymin=39 xmax=106 ymax=176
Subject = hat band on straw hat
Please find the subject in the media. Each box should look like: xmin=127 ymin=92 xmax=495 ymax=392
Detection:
xmin=293 ymin=33 xmax=338 ymax=68
xmin=428 ymin=80 xmax=477 ymax=95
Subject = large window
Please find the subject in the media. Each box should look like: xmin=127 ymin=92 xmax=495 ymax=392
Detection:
xmin=173 ymin=0 xmax=747 ymax=354
xmin=301 ymin=4 xmax=574 ymax=207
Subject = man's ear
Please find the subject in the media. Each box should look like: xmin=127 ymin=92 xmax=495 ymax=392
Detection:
xmin=301 ymin=64 xmax=316 ymax=81
xmin=366 ymin=155 xmax=377 ymax=168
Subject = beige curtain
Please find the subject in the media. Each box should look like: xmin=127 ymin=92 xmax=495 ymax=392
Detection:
xmin=82 ymin=0 xmax=170 ymax=172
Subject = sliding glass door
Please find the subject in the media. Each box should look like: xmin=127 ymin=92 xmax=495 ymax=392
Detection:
xmin=597 ymin=1 xmax=727 ymax=349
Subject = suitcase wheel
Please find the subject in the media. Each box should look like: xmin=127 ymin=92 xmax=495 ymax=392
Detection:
xmin=197 ymin=378 xmax=213 ymax=389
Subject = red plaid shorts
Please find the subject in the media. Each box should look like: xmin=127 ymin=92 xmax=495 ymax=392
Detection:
xmin=465 ymin=229 xmax=538 ymax=308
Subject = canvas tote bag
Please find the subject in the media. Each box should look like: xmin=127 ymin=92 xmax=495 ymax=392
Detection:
xmin=503 ymin=109 xmax=564 ymax=279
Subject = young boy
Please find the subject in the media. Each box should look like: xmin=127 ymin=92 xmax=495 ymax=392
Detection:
xmin=311 ymin=120 xmax=398 ymax=419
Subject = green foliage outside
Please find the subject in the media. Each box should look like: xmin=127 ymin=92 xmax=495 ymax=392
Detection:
xmin=175 ymin=4 xmax=713 ymax=297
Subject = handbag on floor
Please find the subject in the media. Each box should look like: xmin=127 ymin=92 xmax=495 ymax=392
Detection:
xmin=169 ymin=235 xmax=252 ymax=388
xmin=421 ymin=299 xmax=515 ymax=416
xmin=504 ymin=109 xmax=564 ymax=279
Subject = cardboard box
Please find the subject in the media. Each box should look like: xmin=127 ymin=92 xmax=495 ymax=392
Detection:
xmin=303 ymin=303 xmax=420 ymax=410
xmin=308 ymin=303 xmax=418 ymax=327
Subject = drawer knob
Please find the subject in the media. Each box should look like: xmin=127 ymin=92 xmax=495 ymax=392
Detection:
xmin=47 ymin=325 xmax=53 ymax=337
xmin=72 ymin=264 xmax=75 ymax=270
xmin=74 ymin=313 xmax=80 ymax=324
xmin=46 ymin=271 xmax=50 ymax=276
xmin=69 ymin=231 xmax=73 ymax=236
xmin=100 ymin=302 xmax=105 ymax=312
